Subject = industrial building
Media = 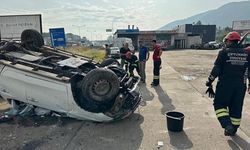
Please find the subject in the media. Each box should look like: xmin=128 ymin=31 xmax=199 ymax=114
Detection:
xmin=114 ymin=24 xmax=216 ymax=50
xmin=176 ymin=24 xmax=216 ymax=43
xmin=232 ymin=20 xmax=250 ymax=35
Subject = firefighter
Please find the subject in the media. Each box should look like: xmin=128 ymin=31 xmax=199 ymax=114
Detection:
xmin=138 ymin=40 xmax=150 ymax=83
xmin=125 ymin=51 xmax=140 ymax=77
xmin=105 ymin=44 xmax=111 ymax=58
xmin=151 ymin=40 xmax=162 ymax=86
xmin=120 ymin=43 xmax=131 ymax=68
xmin=206 ymin=31 xmax=250 ymax=136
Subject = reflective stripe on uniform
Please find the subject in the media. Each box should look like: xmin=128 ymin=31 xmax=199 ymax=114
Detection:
xmin=216 ymin=112 xmax=229 ymax=118
xmin=231 ymin=117 xmax=241 ymax=125
xmin=230 ymin=117 xmax=241 ymax=122
xmin=231 ymin=121 xmax=241 ymax=125
xmin=215 ymin=108 xmax=228 ymax=115
xmin=153 ymin=76 xmax=159 ymax=79
xmin=215 ymin=108 xmax=229 ymax=118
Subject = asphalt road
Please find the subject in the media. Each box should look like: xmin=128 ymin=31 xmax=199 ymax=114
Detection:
xmin=1 ymin=49 xmax=250 ymax=150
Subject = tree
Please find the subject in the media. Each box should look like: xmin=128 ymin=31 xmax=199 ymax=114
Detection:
xmin=42 ymin=32 xmax=50 ymax=37
xmin=216 ymin=32 xmax=228 ymax=42
xmin=195 ymin=20 xmax=202 ymax=25
xmin=216 ymin=27 xmax=233 ymax=42
xmin=225 ymin=27 xmax=232 ymax=32
xmin=216 ymin=26 xmax=232 ymax=42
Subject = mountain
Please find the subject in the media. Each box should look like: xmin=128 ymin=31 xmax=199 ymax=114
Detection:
xmin=160 ymin=1 xmax=250 ymax=30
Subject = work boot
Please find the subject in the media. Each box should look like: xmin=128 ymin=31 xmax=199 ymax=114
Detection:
xmin=233 ymin=126 xmax=239 ymax=134
xmin=151 ymin=82 xmax=158 ymax=87
xmin=224 ymin=125 xmax=236 ymax=136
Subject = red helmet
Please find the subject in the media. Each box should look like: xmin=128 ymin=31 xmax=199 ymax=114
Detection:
xmin=125 ymin=51 xmax=132 ymax=59
xmin=223 ymin=31 xmax=241 ymax=42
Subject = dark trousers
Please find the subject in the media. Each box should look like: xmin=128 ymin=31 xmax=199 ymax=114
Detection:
xmin=125 ymin=62 xmax=140 ymax=77
xmin=214 ymin=80 xmax=246 ymax=129
xmin=153 ymin=61 xmax=161 ymax=85
xmin=139 ymin=62 xmax=146 ymax=82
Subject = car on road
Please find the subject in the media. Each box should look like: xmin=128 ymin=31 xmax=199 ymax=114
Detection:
xmin=203 ymin=41 xmax=222 ymax=49
xmin=0 ymin=29 xmax=141 ymax=122
xmin=190 ymin=43 xmax=203 ymax=49
xmin=108 ymin=47 xmax=120 ymax=59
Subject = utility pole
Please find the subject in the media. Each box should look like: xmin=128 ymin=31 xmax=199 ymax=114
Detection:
xmin=90 ymin=30 xmax=96 ymax=41
xmin=112 ymin=20 xmax=115 ymax=44
xmin=72 ymin=25 xmax=85 ymax=39
xmin=91 ymin=32 xmax=92 ymax=42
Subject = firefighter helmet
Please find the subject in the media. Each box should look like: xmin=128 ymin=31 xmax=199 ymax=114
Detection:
xmin=223 ymin=31 xmax=241 ymax=42
xmin=125 ymin=51 xmax=132 ymax=59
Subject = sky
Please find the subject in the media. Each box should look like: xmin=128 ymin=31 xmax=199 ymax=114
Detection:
xmin=0 ymin=0 xmax=247 ymax=40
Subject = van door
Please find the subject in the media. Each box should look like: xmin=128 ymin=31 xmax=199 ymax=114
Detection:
xmin=0 ymin=66 xmax=27 ymax=102
xmin=24 ymin=73 xmax=69 ymax=112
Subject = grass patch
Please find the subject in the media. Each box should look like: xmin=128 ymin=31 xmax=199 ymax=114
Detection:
xmin=65 ymin=46 xmax=105 ymax=62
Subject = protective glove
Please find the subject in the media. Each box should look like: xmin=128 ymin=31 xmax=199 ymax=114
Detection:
xmin=205 ymin=80 xmax=215 ymax=98
xmin=205 ymin=75 xmax=216 ymax=98
xmin=206 ymin=87 xmax=215 ymax=98
xmin=206 ymin=81 xmax=212 ymax=87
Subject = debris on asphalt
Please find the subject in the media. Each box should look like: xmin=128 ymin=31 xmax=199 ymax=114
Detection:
xmin=4 ymin=100 xmax=20 ymax=116
xmin=157 ymin=141 xmax=164 ymax=149
xmin=34 ymin=107 xmax=51 ymax=116
xmin=51 ymin=112 xmax=62 ymax=117
xmin=0 ymin=115 xmax=13 ymax=123
xmin=19 ymin=105 xmax=34 ymax=116
xmin=181 ymin=75 xmax=196 ymax=81
xmin=139 ymin=100 xmax=146 ymax=106
xmin=0 ymin=100 xmax=62 ymax=124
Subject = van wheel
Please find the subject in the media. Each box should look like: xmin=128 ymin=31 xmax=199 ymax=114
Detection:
xmin=21 ymin=29 xmax=44 ymax=51
xmin=99 ymin=58 xmax=120 ymax=67
xmin=81 ymin=68 xmax=120 ymax=106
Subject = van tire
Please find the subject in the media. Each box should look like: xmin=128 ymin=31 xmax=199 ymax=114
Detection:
xmin=21 ymin=29 xmax=44 ymax=50
xmin=81 ymin=68 xmax=120 ymax=107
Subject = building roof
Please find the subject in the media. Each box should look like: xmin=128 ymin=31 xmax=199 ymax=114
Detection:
xmin=115 ymin=29 xmax=178 ymax=35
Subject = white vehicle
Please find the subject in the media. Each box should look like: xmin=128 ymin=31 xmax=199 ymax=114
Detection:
xmin=113 ymin=37 xmax=134 ymax=51
xmin=204 ymin=41 xmax=221 ymax=49
xmin=0 ymin=30 xmax=141 ymax=122
xmin=0 ymin=14 xmax=42 ymax=39
xmin=109 ymin=47 xmax=120 ymax=59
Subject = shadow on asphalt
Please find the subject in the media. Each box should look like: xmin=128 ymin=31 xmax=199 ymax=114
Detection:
xmin=168 ymin=131 xmax=193 ymax=149
xmin=18 ymin=139 xmax=47 ymax=150
xmin=1 ymin=115 xmax=80 ymax=127
xmin=139 ymin=83 xmax=154 ymax=106
xmin=1 ymin=114 xmax=143 ymax=150
xmin=66 ymin=113 xmax=144 ymax=150
xmin=153 ymin=86 xmax=175 ymax=114
xmin=227 ymin=135 xmax=250 ymax=150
